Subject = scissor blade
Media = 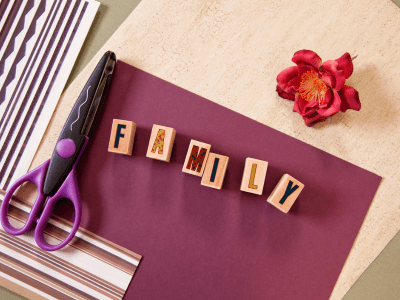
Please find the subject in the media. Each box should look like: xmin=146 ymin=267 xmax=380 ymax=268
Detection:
xmin=42 ymin=51 xmax=116 ymax=196
xmin=81 ymin=52 xmax=116 ymax=137
xmin=63 ymin=51 xmax=116 ymax=137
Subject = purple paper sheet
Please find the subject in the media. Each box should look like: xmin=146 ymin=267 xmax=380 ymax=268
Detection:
xmin=65 ymin=61 xmax=381 ymax=299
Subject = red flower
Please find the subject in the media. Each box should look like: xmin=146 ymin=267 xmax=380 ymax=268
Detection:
xmin=276 ymin=50 xmax=361 ymax=126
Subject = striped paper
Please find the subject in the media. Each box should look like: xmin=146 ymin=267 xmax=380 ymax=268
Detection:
xmin=0 ymin=1 xmax=143 ymax=298
xmin=0 ymin=0 xmax=100 ymax=190
xmin=0 ymin=195 xmax=141 ymax=299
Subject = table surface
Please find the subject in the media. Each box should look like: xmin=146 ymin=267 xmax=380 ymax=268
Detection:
xmin=3 ymin=0 xmax=400 ymax=299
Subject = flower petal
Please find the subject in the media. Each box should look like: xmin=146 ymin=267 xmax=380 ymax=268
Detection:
xmin=293 ymin=92 xmax=318 ymax=116
xmin=302 ymin=112 xmax=327 ymax=127
xmin=298 ymin=64 xmax=317 ymax=77
xmin=320 ymin=72 xmax=334 ymax=88
xmin=286 ymin=76 xmax=301 ymax=93
xmin=318 ymin=88 xmax=332 ymax=109
xmin=321 ymin=60 xmax=346 ymax=91
xmin=303 ymin=113 xmax=327 ymax=127
xmin=338 ymin=85 xmax=361 ymax=112
xmin=276 ymin=66 xmax=299 ymax=93
xmin=335 ymin=52 xmax=353 ymax=79
xmin=276 ymin=85 xmax=295 ymax=100
xmin=293 ymin=93 xmax=301 ymax=112
xmin=318 ymin=90 xmax=341 ymax=117
xmin=292 ymin=50 xmax=322 ymax=69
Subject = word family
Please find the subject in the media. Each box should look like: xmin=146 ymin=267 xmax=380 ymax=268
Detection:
xmin=108 ymin=119 xmax=304 ymax=213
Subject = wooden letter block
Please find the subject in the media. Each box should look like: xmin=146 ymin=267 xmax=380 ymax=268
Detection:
xmin=182 ymin=140 xmax=211 ymax=176
xmin=240 ymin=158 xmax=268 ymax=195
xmin=201 ymin=153 xmax=229 ymax=189
xmin=267 ymin=174 xmax=304 ymax=213
xmin=146 ymin=124 xmax=176 ymax=162
xmin=108 ymin=119 xmax=136 ymax=155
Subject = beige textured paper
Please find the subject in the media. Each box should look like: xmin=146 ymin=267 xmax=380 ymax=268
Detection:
xmin=30 ymin=0 xmax=400 ymax=299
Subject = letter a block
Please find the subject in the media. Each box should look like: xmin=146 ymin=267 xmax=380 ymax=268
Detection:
xmin=240 ymin=158 xmax=268 ymax=195
xmin=146 ymin=124 xmax=176 ymax=162
xmin=108 ymin=119 xmax=136 ymax=155
xmin=267 ymin=174 xmax=304 ymax=213
xmin=201 ymin=153 xmax=229 ymax=189
xmin=182 ymin=140 xmax=211 ymax=176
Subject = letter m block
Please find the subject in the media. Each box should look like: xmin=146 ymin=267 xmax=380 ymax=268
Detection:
xmin=182 ymin=140 xmax=211 ymax=176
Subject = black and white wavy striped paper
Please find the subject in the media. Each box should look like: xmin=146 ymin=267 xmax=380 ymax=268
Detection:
xmin=0 ymin=0 xmax=99 ymax=189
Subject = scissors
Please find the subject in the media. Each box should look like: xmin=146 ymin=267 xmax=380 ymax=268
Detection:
xmin=0 ymin=51 xmax=116 ymax=251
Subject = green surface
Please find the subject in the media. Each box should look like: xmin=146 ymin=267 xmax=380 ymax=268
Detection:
xmin=65 ymin=0 xmax=142 ymax=87
xmin=2 ymin=0 xmax=400 ymax=299
xmin=0 ymin=286 xmax=27 ymax=300
xmin=343 ymin=231 xmax=400 ymax=300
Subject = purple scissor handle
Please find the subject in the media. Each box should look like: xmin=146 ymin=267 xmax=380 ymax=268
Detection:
xmin=0 ymin=52 xmax=116 ymax=251
xmin=0 ymin=143 xmax=84 ymax=251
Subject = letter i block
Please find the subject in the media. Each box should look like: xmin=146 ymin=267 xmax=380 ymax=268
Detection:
xmin=240 ymin=158 xmax=268 ymax=195
xmin=108 ymin=119 xmax=136 ymax=155
xmin=267 ymin=174 xmax=304 ymax=213
xmin=182 ymin=140 xmax=211 ymax=176
xmin=201 ymin=153 xmax=229 ymax=189
xmin=146 ymin=124 xmax=176 ymax=162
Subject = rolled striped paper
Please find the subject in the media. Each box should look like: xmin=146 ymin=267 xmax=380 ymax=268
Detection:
xmin=0 ymin=194 xmax=141 ymax=300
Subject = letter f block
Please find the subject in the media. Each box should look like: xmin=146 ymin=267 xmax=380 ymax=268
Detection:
xmin=182 ymin=140 xmax=211 ymax=176
xmin=108 ymin=119 xmax=137 ymax=155
xmin=267 ymin=174 xmax=304 ymax=213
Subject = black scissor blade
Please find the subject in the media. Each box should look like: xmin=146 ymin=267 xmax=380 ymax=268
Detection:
xmin=81 ymin=52 xmax=116 ymax=137
xmin=63 ymin=51 xmax=115 ymax=138
xmin=43 ymin=51 xmax=116 ymax=196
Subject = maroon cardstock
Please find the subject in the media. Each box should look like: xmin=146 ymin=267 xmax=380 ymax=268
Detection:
xmin=66 ymin=61 xmax=381 ymax=299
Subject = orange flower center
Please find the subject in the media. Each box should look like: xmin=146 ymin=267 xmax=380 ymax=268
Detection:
xmin=299 ymin=71 xmax=328 ymax=105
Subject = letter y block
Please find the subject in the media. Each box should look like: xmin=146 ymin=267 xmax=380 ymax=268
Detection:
xmin=108 ymin=119 xmax=137 ymax=155
xmin=267 ymin=174 xmax=304 ymax=213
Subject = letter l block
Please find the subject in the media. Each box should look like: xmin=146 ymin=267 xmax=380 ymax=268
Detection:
xmin=240 ymin=158 xmax=268 ymax=195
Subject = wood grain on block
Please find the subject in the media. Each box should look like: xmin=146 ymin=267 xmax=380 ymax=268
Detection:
xmin=182 ymin=140 xmax=211 ymax=176
xmin=146 ymin=124 xmax=176 ymax=162
xmin=240 ymin=158 xmax=268 ymax=195
xmin=201 ymin=153 xmax=229 ymax=189
xmin=108 ymin=119 xmax=136 ymax=155
xmin=267 ymin=174 xmax=304 ymax=213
